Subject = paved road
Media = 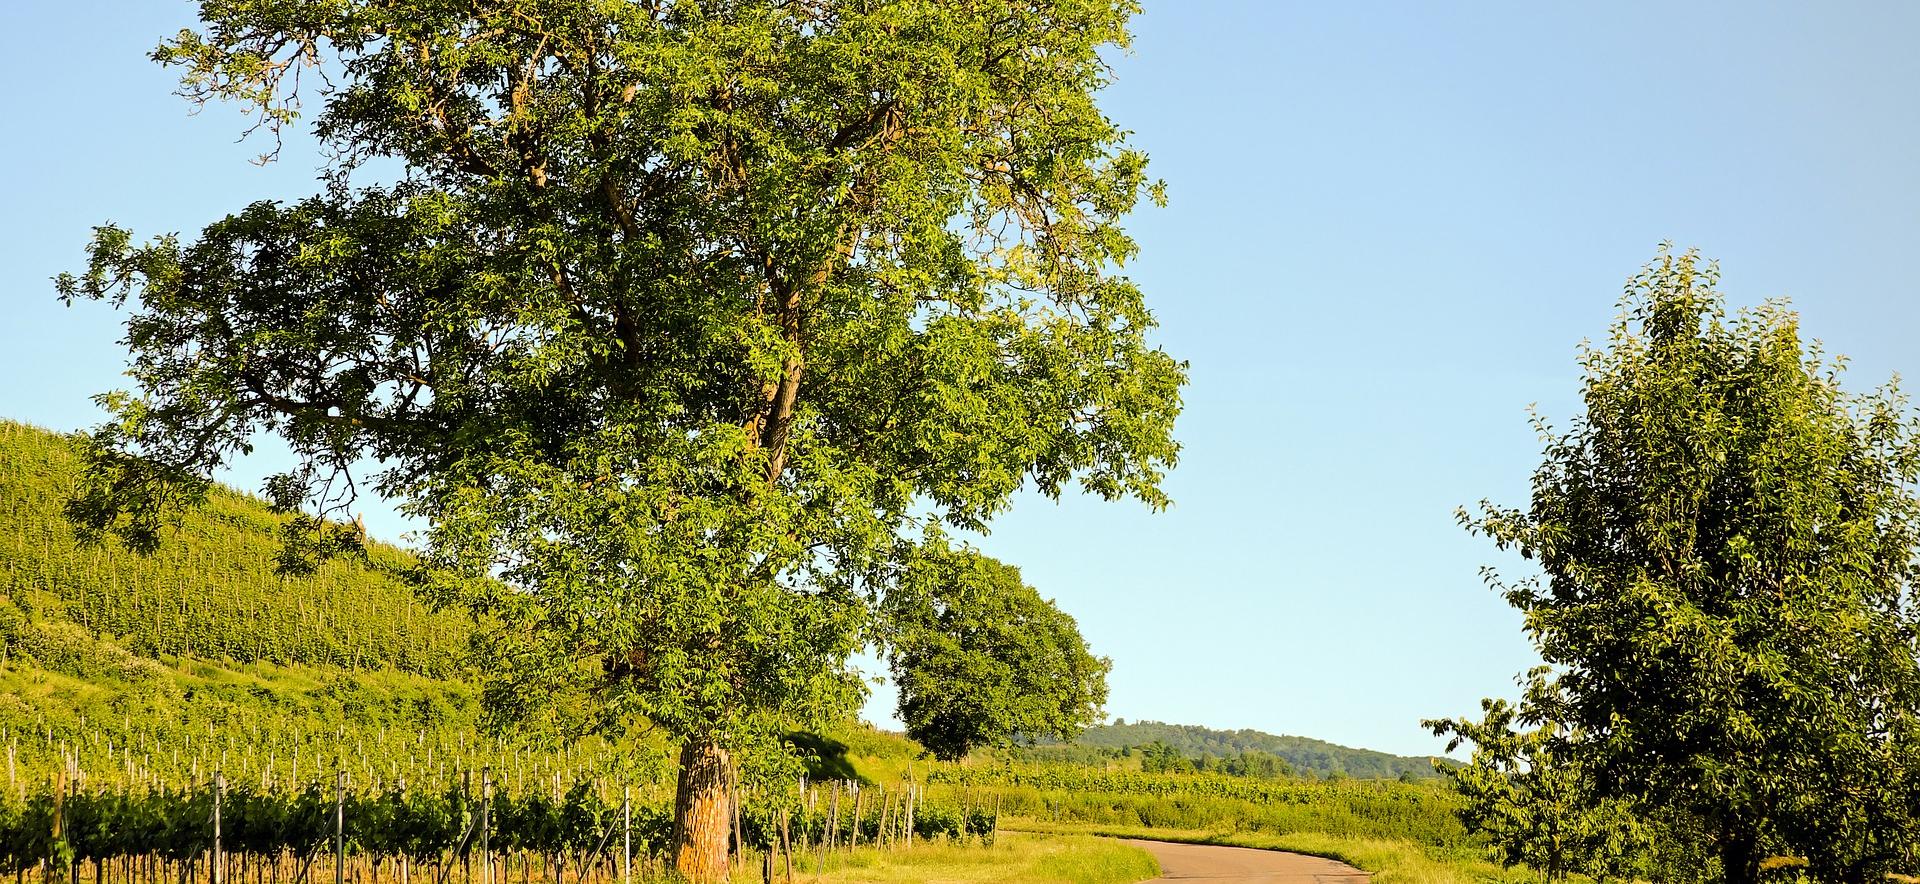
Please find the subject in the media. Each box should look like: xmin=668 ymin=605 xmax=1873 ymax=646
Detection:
xmin=1127 ymin=839 xmax=1371 ymax=883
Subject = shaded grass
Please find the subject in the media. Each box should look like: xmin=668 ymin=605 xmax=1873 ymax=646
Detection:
xmin=733 ymin=833 xmax=1159 ymax=884
xmin=1009 ymin=822 xmax=1541 ymax=884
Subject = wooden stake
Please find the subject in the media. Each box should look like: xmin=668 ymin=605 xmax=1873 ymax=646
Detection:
xmin=333 ymin=771 xmax=345 ymax=884
xmin=212 ymin=772 xmax=224 ymax=884
xmin=849 ymin=787 xmax=863 ymax=852
xmin=779 ymin=810 xmax=792 ymax=884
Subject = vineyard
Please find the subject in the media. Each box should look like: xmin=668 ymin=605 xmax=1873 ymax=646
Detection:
xmin=0 ymin=421 xmax=466 ymax=675
xmin=925 ymin=763 xmax=1474 ymax=850
xmin=0 ymin=770 xmax=997 ymax=884
xmin=0 ymin=421 xmax=1475 ymax=880
xmin=0 ymin=423 xmax=1005 ymax=884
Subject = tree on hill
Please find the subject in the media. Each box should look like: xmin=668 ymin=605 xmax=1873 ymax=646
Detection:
xmin=55 ymin=2 xmax=1181 ymax=881
xmin=1134 ymin=740 xmax=1185 ymax=774
xmin=1438 ymin=249 xmax=1920 ymax=884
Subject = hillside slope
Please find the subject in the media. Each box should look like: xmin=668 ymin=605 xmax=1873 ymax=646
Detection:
xmin=0 ymin=420 xmax=469 ymax=675
xmin=0 ymin=422 xmax=658 ymax=791
xmin=0 ymin=419 xmax=1443 ymax=795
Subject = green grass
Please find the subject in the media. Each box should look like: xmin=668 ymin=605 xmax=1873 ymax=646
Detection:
xmin=1010 ymin=822 xmax=1538 ymax=884
xmin=734 ymin=833 xmax=1159 ymax=884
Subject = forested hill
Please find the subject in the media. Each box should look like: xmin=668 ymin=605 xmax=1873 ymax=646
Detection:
xmin=1074 ymin=720 xmax=1452 ymax=780
xmin=0 ymin=419 xmax=469 ymax=675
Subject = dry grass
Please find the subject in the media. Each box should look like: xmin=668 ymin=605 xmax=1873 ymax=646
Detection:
xmin=728 ymin=832 xmax=1159 ymax=884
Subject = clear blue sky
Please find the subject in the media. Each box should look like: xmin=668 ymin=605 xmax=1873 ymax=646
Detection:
xmin=5 ymin=2 xmax=1920 ymax=758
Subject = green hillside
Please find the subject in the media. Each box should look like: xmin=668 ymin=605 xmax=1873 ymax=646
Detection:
xmin=0 ymin=420 xmax=469 ymax=674
xmin=1061 ymin=719 xmax=1452 ymax=780
xmin=0 ymin=419 xmax=1439 ymax=792
xmin=0 ymin=420 xmax=667 ymax=792
xmin=0 ymin=418 xmax=1503 ymax=881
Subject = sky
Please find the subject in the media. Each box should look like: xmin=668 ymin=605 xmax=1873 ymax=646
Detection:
xmin=5 ymin=2 xmax=1920 ymax=759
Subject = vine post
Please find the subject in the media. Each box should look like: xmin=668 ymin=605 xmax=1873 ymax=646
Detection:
xmin=827 ymin=783 xmax=840 ymax=852
xmin=333 ymin=770 xmax=345 ymax=884
xmin=779 ymin=810 xmax=791 ymax=884
xmin=848 ymin=786 xmax=861 ymax=852
xmin=212 ymin=771 xmax=224 ymax=884
xmin=480 ymin=768 xmax=492 ymax=884
xmin=461 ymin=770 xmax=472 ymax=884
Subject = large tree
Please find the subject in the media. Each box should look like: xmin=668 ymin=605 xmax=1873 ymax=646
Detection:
xmin=57 ymin=2 xmax=1183 ymax=879
xmin=1442 ymin=249 xmax=1920 ymax=883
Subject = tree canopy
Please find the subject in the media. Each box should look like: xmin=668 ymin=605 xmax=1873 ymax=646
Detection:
xmin=884 ymin=544 xmax=1109 ymax=761
xmin=56 ymin=1 xmax=1181 ymax=879
xmin=1437 ymin=248 xmax=1920 ymax=883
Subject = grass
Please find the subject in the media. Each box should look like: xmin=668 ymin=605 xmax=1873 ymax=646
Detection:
xmin=1008 ymin=822 xmax=1540 ymax=884
xmin=732 ymin=833 xmax=1160 ymax=884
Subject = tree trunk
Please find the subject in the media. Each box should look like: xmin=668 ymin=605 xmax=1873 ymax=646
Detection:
xmin=1720 ymin=833 xmax=1759 ymax=884
xmin=671 ymin=738 xmax=733 ymax=884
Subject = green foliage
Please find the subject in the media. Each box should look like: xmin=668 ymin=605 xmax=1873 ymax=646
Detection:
xmin=59 ymin=0 xmax=1183 ymax=775
xmin=0 ymin=422 xmax=468 ymax=675
xmin=883 ymin=546 xmax=1109 ymax=761
xmin=0 ymin=776 xmax=1000 ymax=875
xmin=0 ymin=635 xmax=673 ymax=802
xmin=783 ymin=732 xmax=868 ymax=785
xmin=1443 ymin=248 xmax=1920 ymax=883
xmin=0 ymin=418 xmax=1139 ymax=879
xmin=1133 ymin=741 xmax=1185 ymax=774
xmin=1427 ymin=677 xmax=1709 ymax=883
xmin=926 ymin=763 xmax=1473 ymax=849
xmin=1121 ymin=740 xmax=1289 ymax=778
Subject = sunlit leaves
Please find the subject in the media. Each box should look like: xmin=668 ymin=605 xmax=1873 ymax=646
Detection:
xmin=62 ymin=12 xmax=1180 ymax=863
xmin=1444 ymin=248 xmax=1920 ymax=883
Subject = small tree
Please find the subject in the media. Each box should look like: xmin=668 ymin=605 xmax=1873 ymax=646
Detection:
xmin=882 ymin=543 xmax=1109 ymax=761
xmin=1135 ymin=741 xmax=1185 ymax=774
xmin=1447 ymin=248 xmax=1920 ymax=883
xmin=56 ymin=2 xmax=1183 ymax=880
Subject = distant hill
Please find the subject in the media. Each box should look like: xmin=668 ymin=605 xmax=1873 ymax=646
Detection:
xmin=1067 ymin=719 xmax=1454 ymax=780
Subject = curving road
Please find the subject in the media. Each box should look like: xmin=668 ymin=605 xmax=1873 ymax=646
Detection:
xmin=1127 ymin=839 xmax=1371 ymax=883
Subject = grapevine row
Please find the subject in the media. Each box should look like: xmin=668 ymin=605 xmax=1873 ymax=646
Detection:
xmin=0 ymin=775 xmax=998 ymax=880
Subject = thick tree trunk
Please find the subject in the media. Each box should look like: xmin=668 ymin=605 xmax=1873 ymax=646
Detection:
xmin=672 ymin=738 xmax=734 ymax=884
